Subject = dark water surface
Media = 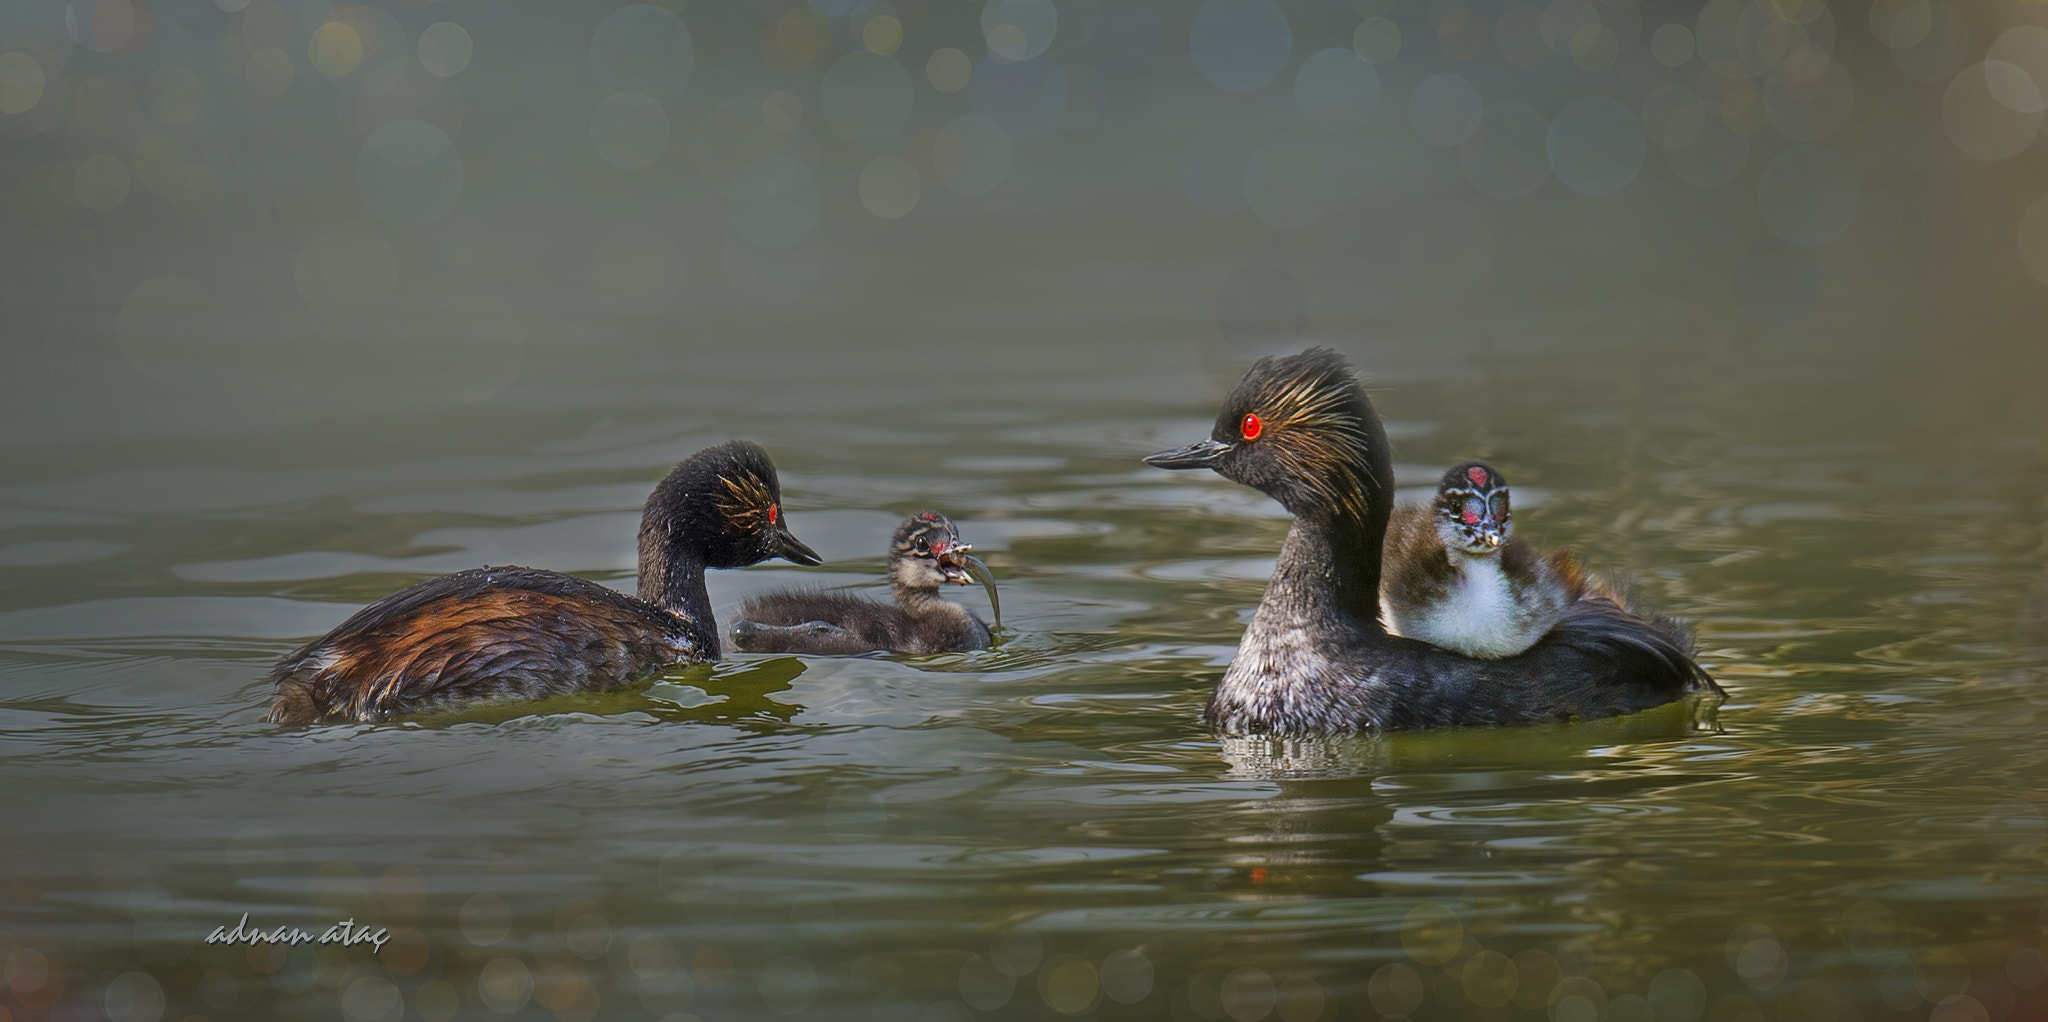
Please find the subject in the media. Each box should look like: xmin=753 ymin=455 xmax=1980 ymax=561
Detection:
xmin=6 ymin=1 xmax=2048 ymax=1021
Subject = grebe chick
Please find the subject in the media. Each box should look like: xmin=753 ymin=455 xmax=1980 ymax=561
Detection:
xmin=1381 ymin=460 xmax=1574 ymax=658
xmin=1144 ymin=349 xmax=1717 ymax=734
xmin=267 ymin=441 xmax=822 ymax=725
xmin=728 ymin=511 xmax=996 ymax=655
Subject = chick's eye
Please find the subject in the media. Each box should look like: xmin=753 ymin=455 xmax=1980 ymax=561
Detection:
xmin=914 ymin=537 xmax=930 ymax=553
xmin=1240 ymin=413 xmax=1263 ymax=440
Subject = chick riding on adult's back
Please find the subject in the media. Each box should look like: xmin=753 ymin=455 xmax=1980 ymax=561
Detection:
xmin=1145 ymin=349 xmax=1717 ymax=733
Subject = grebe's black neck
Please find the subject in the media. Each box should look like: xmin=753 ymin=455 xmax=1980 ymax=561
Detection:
xmin=1273 ymin=502 xmax=1391 ymax=629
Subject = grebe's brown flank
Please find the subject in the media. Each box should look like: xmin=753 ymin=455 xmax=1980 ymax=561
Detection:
xmin=1145 ymin=349 xmax=1718 ymax=733
xmin=729 ymin=511 xmax=995 ymax=655
xmin=266 ymin=440 xmax=822 ymax=725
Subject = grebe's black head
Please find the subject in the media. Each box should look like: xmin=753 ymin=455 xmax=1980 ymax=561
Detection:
xmin=890 ymin=511 xmax=976 ymax=590
xmin=1433 ymin=460 xmax=1512 ymax=555
xmin=640 ymin=441 xmax=822 ymax=584
xmin=1145 ymin=348 xmax=1389 ymax=522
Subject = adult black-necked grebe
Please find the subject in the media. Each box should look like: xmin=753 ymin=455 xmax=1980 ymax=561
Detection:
xmin=1144 ymin=349 xmax=1717 ymax=733
xmin=267 ymin=440 xmax=822 ymax=725
xmin=728 ymin=511 xmax=997 ymax=655
xmin=1381 ymin=460 xmax=1575 ymax=658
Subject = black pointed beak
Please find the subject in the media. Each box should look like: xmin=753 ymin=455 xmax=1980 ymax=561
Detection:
xmin=773 ymin=525 xmax=822 ymax=566
xmin=1144 ymin=438 xmax=1232 ymax=470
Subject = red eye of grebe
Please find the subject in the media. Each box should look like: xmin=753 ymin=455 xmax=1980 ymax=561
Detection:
xmin=769 ymin=505 xmax=779 ymax=525
xmin=1241 ymin=413 xmax=1263 ymax=440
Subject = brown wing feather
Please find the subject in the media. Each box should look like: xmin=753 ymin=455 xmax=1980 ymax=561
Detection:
xmin=268 ymin=567 xmax=699 ymax=725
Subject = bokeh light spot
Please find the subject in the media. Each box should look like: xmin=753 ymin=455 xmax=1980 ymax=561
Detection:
xmin=104 ymin=970 xmax=164 ymax=1022
xmin=990 ymin=928 xmax=1042 ymax=977
xmin=310 ymin=22 xmax=363 ymax=78
xmin=928 ymin=48 xmax=971 ymax=93
xmin=1293 ymin=47 xmax=1378 ymax=132
xmin=476 ymin=957 xmax=530 ymax=1013
xmin=1987 ymin=27 xmax=2048 ymax=112
xmin=1402 ymin=903 xmax=1464 ymax=964
xmin=1891 ymin=2 xmax=1968 ymax=82
xmin=863 ymin=15 xmax=903 ymax=56
xmin=590 ymin=91 xmax=668 ymax=170
xmin=1460 ymin=950 xmax=1516 ymax=1008
xmin=1368 ymin=962 xmax=1424 ymax=1017
xmin=0 ymin=53 xmax=47 ymax=115
xmin=820 ymin=51 xmax=912 ymax=143
xmin=341 ymin=974 xmax=398 ymax=1022
xmin=458 ymin=893 xmax=511 ymax=946
xmin=1190 ymin=0 xmax=1292 ymax=93
xmin=1101 ymin=949 xmax=1153 ymax=1004
xmin=1547 ymin=94 xmax=1645 ymax=196
xmin=1353 ymin=16 xmax=1400 ymax=64
xmin=1652 ymin=23 xmax=1695 ymax=67
xmin=356 ymin=118 xmax=463 ymax=227
xmin=417 ymin=23 xmax=472 ymax=78
xmin=589 ymin=4 xmax=692 ymax=101
xmin=857 ymin=156 xmax=920 ymax=218
xmin=762 ymin=15 xmax=820 ymax=73
xmin=1869 ymin=0 xmax=1931 ymax=49
xmin=982 ymin=0 xmax=1057 ymax=63
xmin=1648 ymin=968 xmax=1706 ymax=1022
xmin=1943 ymin=63 xmax=2040 ymax=161
xmin=1038 ymin=955 xmax=1099 ymax=1016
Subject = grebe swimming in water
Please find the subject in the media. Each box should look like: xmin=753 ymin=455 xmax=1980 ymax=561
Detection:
xmin=1144 ymin=349 xmax=1716 ymax=733
xmin=728 ymin=511 xmax=996 ymax=655
xmin=1381 ymin=460 xmax=1580 ymax=658
xmin=267 ymin=440 xmax=821 ymax=725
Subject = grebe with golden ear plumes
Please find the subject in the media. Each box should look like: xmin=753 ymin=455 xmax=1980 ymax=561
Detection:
xmin=267 ymin=440 xmax=821 ymax=725
xmin=1145 ymin=349 xmax=1717 ymax=733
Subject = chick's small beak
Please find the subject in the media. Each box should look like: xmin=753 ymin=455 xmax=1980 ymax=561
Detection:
xmin=1482 ymin=531 xmax=1502 ymax=549
xmin=1144 ymin=438 xmax=1231 ymax=470
xmin=774 ymin=525 xmax=823 ymax=566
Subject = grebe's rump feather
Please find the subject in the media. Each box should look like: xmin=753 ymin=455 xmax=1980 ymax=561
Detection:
xmin=268 ymin=567 xmax=696 ymax=725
